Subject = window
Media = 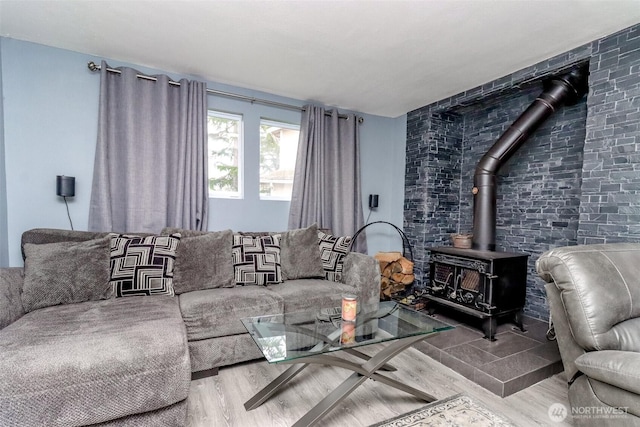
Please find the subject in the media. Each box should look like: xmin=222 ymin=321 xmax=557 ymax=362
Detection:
xmin=259 ymin=119 xmax=300 ymax=200
xmin=208 ymin=111 xmax=243 ymax=198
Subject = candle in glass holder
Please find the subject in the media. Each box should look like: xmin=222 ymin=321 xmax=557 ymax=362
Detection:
xmin=340 ymin=321 xmax=355 ymax=344
xmin=342 ymin=295 xmax=357 ymax=321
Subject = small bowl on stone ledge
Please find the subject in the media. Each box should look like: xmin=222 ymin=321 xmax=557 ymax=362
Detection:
xmin=451 ymin=233 xmax=473 ymax=249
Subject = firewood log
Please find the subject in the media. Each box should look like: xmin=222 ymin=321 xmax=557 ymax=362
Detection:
xmin=391 ymin=262 xmax=403 ymax=274
xmin=391 ymin=272 xmax=405 ymax=283
xmin=398 ymin=257 xmax=414 ymax=274
xmin=377 ymin=260 xmax=390 ymax=272
xmin=376 ymin=252 xmax=416 ymax=300
xmin=374 ymin=251 xmax=402 ymax=263
xmin=382 ymin=265 xmax=393 ymax=278
xmin=401 ymin=274 xmax=415 ymax=285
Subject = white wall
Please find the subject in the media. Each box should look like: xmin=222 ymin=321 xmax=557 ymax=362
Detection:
xmin=0 ymin=37 xmax=406 ymax=266
xmin=0 ymin=41 xmax=8 ymax=267
xmin=359 ymin=113 xmax=407 ymax=254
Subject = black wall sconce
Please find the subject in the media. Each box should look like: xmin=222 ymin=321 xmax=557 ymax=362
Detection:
xmin=365 ymin=194 xmax=379 ymax=224
xmin=56 ymin=175 xmax=75 ymax=230
xmin=368 ymin=194 xmax=379 ymax=209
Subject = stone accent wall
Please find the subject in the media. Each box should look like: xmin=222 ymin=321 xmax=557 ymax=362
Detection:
xmin=404 ymin=23 xmax=640 ymax=320
xmin=404 ymin=111 xmax=462 ymax=283
xmin=579 ymin=25 xmax=640 ymax=244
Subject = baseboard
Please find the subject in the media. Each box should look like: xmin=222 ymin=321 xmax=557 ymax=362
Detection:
xmin=191 ymin=367 xmax=219 ymax=380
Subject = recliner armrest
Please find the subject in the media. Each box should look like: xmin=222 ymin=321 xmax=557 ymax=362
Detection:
xmin=575 ymin=350 xmax=640 ymax=395
xmin=536 ymin=243 xmax=640 ymax=352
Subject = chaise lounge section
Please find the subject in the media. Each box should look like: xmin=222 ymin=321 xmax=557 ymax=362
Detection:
xmin=0 ymin=294 xmax=190 ymax=426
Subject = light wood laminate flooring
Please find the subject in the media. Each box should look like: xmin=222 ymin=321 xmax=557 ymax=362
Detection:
xmin=186 ymin=341 xmax=572 ymax=426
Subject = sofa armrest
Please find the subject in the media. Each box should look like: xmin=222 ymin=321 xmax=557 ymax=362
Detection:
xmin=575 ymin=350 xmax=640 ymax=395
xmin=0 ymin=267 xmax=25 ymax=330
xmin=341 ymin=252 xmax=380 ymax=309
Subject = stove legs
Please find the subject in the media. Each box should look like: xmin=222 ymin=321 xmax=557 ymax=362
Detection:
xmin=482 ymin=317 xmax=498 ymax=341
xmin=514 ymin=309 xmax=526 ymax=333
xmin=482 ymin=310 xmax=526 ymax=341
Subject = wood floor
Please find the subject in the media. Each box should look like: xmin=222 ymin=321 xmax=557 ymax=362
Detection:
xmin=186 ymin=341 xmax=573 ymax=426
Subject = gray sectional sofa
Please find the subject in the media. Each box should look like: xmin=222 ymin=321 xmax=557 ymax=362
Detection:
xmin=0 ymin=225 xmax=380 ymax=426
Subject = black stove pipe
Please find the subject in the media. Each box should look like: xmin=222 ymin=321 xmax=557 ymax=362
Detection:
xmin=472 ymin=65 xmax=589 ymax=251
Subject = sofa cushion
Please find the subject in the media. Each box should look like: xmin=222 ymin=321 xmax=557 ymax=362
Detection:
xmin=266 ymin=279 xmax=358 ymax=312
xmin=21 ymin=236 xmax=112 ymax=313
xmin=318 ymin=231 xmax=352 ymax=282
xmin=110 ymin=234 xmax=181 ymax=297
xmin=179 ymin=286 xmax=284 ymax=340
xmin=232 ymin=234 xmax=283 ymax=285
xmin=21 ymin=228 xmax=110 ymax=261
xmin=164 ymin=226 xmax=325 ymax=282
xmin=172 ymin=230 xmax=234 ymax=294
xmin=280 ymin=224 xmax=325 ymax=280
xmin=0 ymin=296 xmax=190 ymax=427
xmin=20 ymin=228 xmax=155 ymax=261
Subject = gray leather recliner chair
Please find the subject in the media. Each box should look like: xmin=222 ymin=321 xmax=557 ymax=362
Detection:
xmin=537 ymin=243 xmax=640 ymax=427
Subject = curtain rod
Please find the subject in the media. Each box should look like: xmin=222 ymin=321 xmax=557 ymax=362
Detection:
xmin=87 ymin=61 xmax=363 ymax=123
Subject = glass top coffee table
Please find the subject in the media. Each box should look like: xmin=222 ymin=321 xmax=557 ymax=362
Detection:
xmin=241 ymin=301 xmax=454 ymax=427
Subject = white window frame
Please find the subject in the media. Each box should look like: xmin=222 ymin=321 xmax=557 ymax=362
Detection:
xmin=207 ymin=110 xmax=244 ymax=199
xmin=259 ymin=118 xmax=300 ymax=201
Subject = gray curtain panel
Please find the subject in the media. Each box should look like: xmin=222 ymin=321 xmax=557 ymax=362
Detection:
xmin=288 ymin=105 xmax=367 ymax=252
xmin=89 ymin=61 xmax=208 ymax=233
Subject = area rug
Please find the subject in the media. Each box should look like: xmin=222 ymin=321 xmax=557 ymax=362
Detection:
xmin=370 ymin=393 xmax=515 ymax=427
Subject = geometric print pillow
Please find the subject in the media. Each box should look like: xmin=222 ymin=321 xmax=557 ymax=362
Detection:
xmin=110 ymin=233 xmax=181 ymax=297
xmin=317 ymin=231 xmax=352 ymax=282
xmin=232 ymin=234 xmax=282 ymax=286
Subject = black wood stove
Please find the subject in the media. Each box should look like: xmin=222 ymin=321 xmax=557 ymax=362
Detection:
xmin=425 ymin=64 xmax=589 ymax=340
xmin=427 ymin=247 xmax=528 ymax=340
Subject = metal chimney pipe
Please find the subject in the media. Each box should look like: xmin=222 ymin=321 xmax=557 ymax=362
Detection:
xmin=472 ymin=65 xmax=589 ymax=251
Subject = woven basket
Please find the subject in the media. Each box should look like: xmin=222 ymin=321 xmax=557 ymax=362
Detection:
xmin=451 ymin=233 xmax=473 ymax=249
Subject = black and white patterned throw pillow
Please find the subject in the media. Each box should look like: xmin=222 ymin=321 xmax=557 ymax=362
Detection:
xmin=232 ymin=234 xmax=282 ymax=286
xmin=317 ymin=231 xmax=352 ymax=282
xmin=110 ymin=233 xmax=181 ymax=297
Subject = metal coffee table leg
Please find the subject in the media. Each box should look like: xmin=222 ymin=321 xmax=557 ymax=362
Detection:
xmin=244 ymin=363 xmax=308 ymax=411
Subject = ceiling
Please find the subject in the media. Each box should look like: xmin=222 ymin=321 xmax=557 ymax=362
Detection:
xmin=1 ymin=1 xmax=639 ymax=118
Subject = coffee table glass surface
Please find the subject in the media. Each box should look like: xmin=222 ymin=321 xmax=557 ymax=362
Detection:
xmin=241 ymin=301 xmax=454 ymax=363
xmin=241 ymin=301 xmax=455 ymax=427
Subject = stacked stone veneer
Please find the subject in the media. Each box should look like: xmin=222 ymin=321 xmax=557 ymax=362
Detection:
xmin=405 ymin=23 xmax=640 ymax=320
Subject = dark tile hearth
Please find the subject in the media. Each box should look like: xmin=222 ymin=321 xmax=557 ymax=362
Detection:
xmin=414 ymin=306 xmax=563 ymax=398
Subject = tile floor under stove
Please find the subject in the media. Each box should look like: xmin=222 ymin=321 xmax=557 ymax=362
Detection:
xmin=412 ymin=305 xmax=564 ymax=397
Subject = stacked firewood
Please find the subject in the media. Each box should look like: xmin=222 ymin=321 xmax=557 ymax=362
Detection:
xmin=375 ymin=251 xmax=415 ymax=299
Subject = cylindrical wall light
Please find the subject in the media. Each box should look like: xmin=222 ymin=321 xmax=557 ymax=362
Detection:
xmin=56 ymin=175 xmax=75 ymax=230
xmin=56 ymin=175 xmax=75 ymax=198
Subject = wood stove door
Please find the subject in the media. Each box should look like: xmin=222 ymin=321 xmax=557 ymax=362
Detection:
xmin=429 ymin=259 xmax=492 ymax=314
xmin=458 ymin=267 xmax=490 ymax=312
